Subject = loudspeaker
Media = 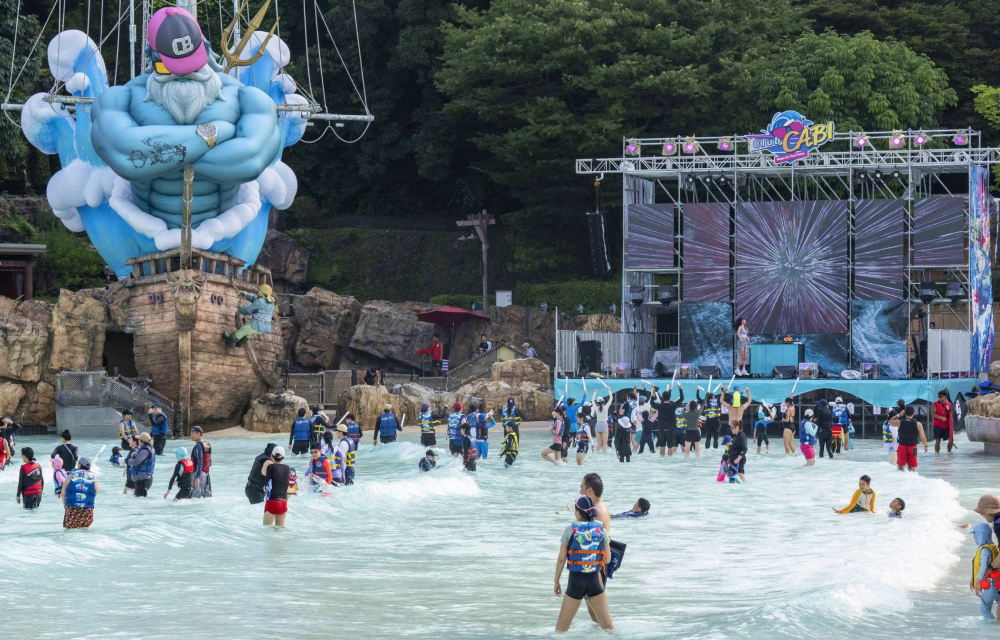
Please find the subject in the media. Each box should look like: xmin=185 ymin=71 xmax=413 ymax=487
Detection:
xmin=578 ymin=339 xmax=602 ymax=374
xmin=586 ymin=211 xmax=611 ymax=276
xmin=659 ymin=284 xmax=677 ymax=305
xmin=772 ymin=366 xmax=797 ymax=379
xmin=861 ymin=363 xmax=879 ymax=380
xmin=695 ymin=365 xmax=720 ymax=378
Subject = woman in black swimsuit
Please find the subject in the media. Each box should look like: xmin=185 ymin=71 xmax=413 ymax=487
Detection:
xmin=782 ymin=397 xmax=797 ymax=455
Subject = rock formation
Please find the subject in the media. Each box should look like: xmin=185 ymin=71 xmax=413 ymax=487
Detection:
xmin=491 ymin=357 xmax=551 ymax=389
xmin=256 ymin=229 xmax=309 ymax=290
xmin=291 ymin=288 xmax=361 ymax=369
xmin=338 ymin=383 xmax=407 ymax=430
xmin=243 ymin=391 xmax=308 ymax=433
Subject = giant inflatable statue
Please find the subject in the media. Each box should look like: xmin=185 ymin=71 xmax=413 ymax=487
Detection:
xmin=21 ymin=7 xmax=307 ymax=277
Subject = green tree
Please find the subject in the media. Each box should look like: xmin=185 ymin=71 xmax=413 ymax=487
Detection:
xmin=0 ymin=0 xmax=42 ymax=190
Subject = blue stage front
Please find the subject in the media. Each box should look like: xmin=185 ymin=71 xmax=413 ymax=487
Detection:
xmin=557 ymin=378 xmax=976 ymax=408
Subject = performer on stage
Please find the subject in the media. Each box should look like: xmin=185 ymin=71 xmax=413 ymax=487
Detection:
xmin=735 ymin=318 xmax=750 ymax=376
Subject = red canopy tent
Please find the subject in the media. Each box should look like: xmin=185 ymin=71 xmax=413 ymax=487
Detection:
xmin=416 ymin=307 xmax=490 ymax=372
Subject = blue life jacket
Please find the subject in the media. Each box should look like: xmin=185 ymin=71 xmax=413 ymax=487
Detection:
xmin=310 ymin=415 xmax=327 ymax=439
xmin=292 ymin=417 xmax=311 ymax=441
xmin=567 ymin=520 xmax=605 ymax=574
xmin=65 ymin=469 xmax=97 ymax=509
xmin=120 ymin=419 xmax=137 ymax=439
xmin=346 ymin=422 xmax=362 ymax=444
xmin=419 ymin=411 xmax=436 ymax=434
xmin=882 ymin=421 xmax=895 ymax=443
xmin=704 ymin=398 xmax=721 ymax=419
xmin=340 ymin=437 xmax=357 ymax=467
xmin=799 ymin=419 xmax=817 ymax=445
xmin=675 ymin=407 xmax=686 ymax=430
xmin=447 ymin=412 xmax=464 ymax=443
xmin=378 ymin=413 xmax=399 ymax=437
xmin=110 ymin=453 xmax=122 ymax=466
xmin=150 ymin=414 xmax=169 ymax=436
xmin=476 ymin=412 xmax=489 ymax=441
xmin=833 ymin=406 xmax=850 ymax=427
xmin=136 ymin=444 xmax=156 ymax=476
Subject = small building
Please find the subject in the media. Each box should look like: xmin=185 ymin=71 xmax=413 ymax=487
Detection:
xmin=0 ymin=244 xmax=45 ymax=300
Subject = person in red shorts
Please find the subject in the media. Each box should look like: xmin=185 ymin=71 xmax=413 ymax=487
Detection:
xmin=932 ymin=390 xmax=954 ymax=453
xmin=889 ymin=406 xmax=928 ymax=472
xmin=261 ymin=445 xmax=290 ymax=527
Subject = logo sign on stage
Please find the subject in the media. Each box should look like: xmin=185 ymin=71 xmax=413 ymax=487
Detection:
xmin=747 ymin=111 xmax=836 ymax=164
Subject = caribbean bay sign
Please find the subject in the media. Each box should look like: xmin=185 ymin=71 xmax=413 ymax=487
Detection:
xmin=747 ymin=111 xmax=836 ymax=164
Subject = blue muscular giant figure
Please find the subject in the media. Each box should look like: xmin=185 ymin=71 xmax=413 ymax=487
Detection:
xmin=20 ymin=7 xmax=307 ymax=276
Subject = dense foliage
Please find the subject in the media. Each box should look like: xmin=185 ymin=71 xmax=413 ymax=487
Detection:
xmin=0 ymin=0 xmax=993 ymax=299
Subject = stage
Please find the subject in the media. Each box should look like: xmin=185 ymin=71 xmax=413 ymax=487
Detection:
xmin=559 ymin=377 xmax=976 ymax=408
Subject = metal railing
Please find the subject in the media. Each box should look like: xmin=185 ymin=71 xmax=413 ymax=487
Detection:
xmin=56 ymin=371 xmax=180 ymax=438
xmin=285 ymin=370 xmax=356 ymax=408
xmin=556 ymin=331 xmax=656 ymax=376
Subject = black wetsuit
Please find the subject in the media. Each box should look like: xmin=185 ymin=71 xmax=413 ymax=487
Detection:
xmin=728 ymin=431 xmax=749 ymax=474
xmin=246 ymin=451 xmax=272 ymax=504
xmin=815 ymin=405 xmax=833 ymax=458
xmin=418 ymin=457 xmax=436 ymax=472
xmin=650 ymin=391 xmax=683 ymax=449
xmin=614 ymin=419 xmax=632 ymax=462
xmin=638 ymin=418 xmax=656 ymax=453
xmin=168 ymin=461 xmax=193 ymax=499
xmin=51 ymin=443 xmax=79 ymax=473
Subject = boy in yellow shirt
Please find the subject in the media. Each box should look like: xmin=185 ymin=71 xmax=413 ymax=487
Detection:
xmin=833 ymin=475 xmax=875 ymax=514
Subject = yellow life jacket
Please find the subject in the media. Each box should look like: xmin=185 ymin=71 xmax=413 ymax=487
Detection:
xmin=974 ymin=543 xmax=1000 ymax=584
xmin=503 ymin=432 xmax=519 ymax=456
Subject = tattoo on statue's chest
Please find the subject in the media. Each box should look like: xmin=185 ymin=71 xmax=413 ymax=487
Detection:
xmin=128 ymin=138 xmax=187 ymax=169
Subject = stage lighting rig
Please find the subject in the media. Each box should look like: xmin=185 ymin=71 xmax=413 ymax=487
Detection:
xmin=717 ymin=137 xmax=732 ymax=152
xmin=954 ymin=131 xmax=969 ymax=146
xmin=914 ymin=131 xmax=929 ymax=146
xmin=661 ymin=138 xmax=677 ymax=156
xmin=889 ymin=130 xmax=905 ymax=148
xmin=625 ymin=139 xmax=640 ymax=156
xmin=683 ymin=137 xmax=699 ymax=154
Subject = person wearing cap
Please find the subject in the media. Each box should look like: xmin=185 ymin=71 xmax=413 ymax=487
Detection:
xmin=16 ymin=447 xmax=44 ymax=509
xmin=932 ymin=389 xmax=955 ymax=453
xmin=261 ymin=446 xmax=291 ymax=527
xmin=418 ymin=450 xmax=437 ymax=472
xmin=62 ymin=457 xmax=99 ymax=528
xmin=289 ymin=408 xmax=311 ymax=456
xmin=245 ymin=443 xmax=277 ymax=504
xmin=148 ymin=405 xmax=169 ymax=455
xmin=799 ymin=409 xmax=818 ymax=466
xmin=336 ymin=423 xmax=356 ymax=485
xmin=974 ymin=495 xmax=1000 ymax=559
xmin=190 ymin=426 xmax=212 ymax=498
xmin=164 ymin=447 xmax=194 ymax=500
xmin=127 ymin=432 xmax=157 ymax=497
xmin=447 ymin=402 xmax=465 ymax=457
xmin=118 ymin=410 xmax=138 ymax=450
xmin=51 ymin=429 xmax=79 ymax=475
xmin=374 ymin=404 xmax=401 ymax=446
xmin=521 ymin=341 xmax=539 ymax=359
xmin=418 ymin=402 xmax=440 ymax=447
xmin=554 ymin=495 xmax=614 ymax=632
xmin=225 ymin=284 xmax=276 ymax=346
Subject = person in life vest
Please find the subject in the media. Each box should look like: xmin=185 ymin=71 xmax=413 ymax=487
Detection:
xmin=16 ymin=447 xmax=44 ymax=509
xmin=799 ymin=409 xmax=818 ymax=467
xmin=123 ymin=435 xmax=140 ymax=494
xmin=148 ymin=405 xmax=170 ymax=454
xmin=831 ymin=398 xmax=851 ymax=454
xmin=309 ymin=405 xmax=328 ymax=447
xmin=110 ymin=446 xmax=126 ymax=468
xmin=345 ymin=414 xmax=362 ymax=449
xmin=127 ymin=432 xmax=157 ymax=497
xmin=697 ymin=386 xmax=723 ymax=449
xmin=554 ymin=495 xmax=613 ymax=632
xmin=289 ymin=408 xmax=312 ymax=456
xmin=418 ymin=403 xmax=441 ymax=447
xmin=51 ymin=456 xmax=68 ymax=497
xmin=499 ymin=422 xmax=519 ymax=467
xmin=0 ymin=417 xmax=19 ymax=470
xmin=418 ymin=450 xmax=437 ymax=472
xmin=62 ymin=457 xmax=99 ymax=529
xmin=447 ymin=403 xmax=465 ymax=457
xmin=475 ymin=408 xmax=495 ymax=461
xmin=190 ymin=426 xmax=213 ymax=498
xmin=118 ymin=409 xmax=138 ymax=450
xmin=883 ymin=409 xmax=900 ymax=466
xmin=834 ymin=475 xmax=876 ymax=514
xmin=321 ymin=431 xmax=345 ymax=485
xmin=971 ymin=522 xmax=1000 ymax=620
xmin=306 ymin=444 xmax=334 ymax=490
xmin=373 ymin=404 xmax=401 ymax=445
xmin=501 ymin=397 xmax=523 ymax=438
xmin=164 ymin=447 xmax=195 ymax=500
xmin=336 ymin=423 xmax=357 ymax=485
xmin=461 ymin=424 xmax=477 ymax=472
xmin=933 ymin=389 xmax=955 ymax=453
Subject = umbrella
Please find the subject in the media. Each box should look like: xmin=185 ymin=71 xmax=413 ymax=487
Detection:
xmin=416 ymin=307 xmax=490 ymax=370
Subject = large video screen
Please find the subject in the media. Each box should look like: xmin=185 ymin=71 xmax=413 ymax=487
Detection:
xmin=679 ymin=302 xmax=733 ymax=376
xmin=914 ymin=195 xmax=965 ymax=266
xmin=682 ymin=203 xmax=730 ymax=302
xmin=854 ymin=199 xmax=904 ymax=300
xmin=735 ymin=200 xmax=848 ymax=334
xmin=625 ymin=203 xmax=674 ymax=270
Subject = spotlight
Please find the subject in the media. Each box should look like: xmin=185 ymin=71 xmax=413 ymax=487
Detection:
xmin=659 ymin=284 xmax=677 ymax=305
xmin=662 ymin=138 xmax=677 ymax=156
xmin=857 ymin=170 xmax=869 ymax=181
xmin=683 ymin=137 xmax=699 ymax=154
xmin=891 ymin=169 xmax=901 ymax=180
xmin=889 ymin=130 xmax=905 ymax=148
xmin=715 ymin=174 xmax=728 ymax=185
xmin=685 ymin=174 xmax=695 ymax=185
xmin=954 ymin=131 xmax=968 ymax=146
xmin=717 ymin=137 xmax=732 ymax=152
xmin=919 ymin=282 xmax=937 ymax=305
xmin=625 ymin=139 xmax=640 ymax=156
xmin=854 ymin=134 xmax=868 ymax=148
xmin=914 ymin=131 xmax=929 ymax=146
xmin=873 ymin=168 xmax=883 ymax=180
xmin=946 ymin=282 xmax=964 ymax=306
xmin=629 ymin=284 xmax=645 ymax=308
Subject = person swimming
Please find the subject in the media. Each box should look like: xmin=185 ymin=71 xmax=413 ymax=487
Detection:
xmin=419 ymin=450 xmax=437 ymax=472
xmin=834 ymin=475 xmax=876 ymax=514
xmin=611 ymin=498 xmax=650 ymax=519
xmin=888 ymin=497 xmax=905 ymax=518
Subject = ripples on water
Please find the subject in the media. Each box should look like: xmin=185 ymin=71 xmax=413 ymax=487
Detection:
xmin=0 ymin=432 xmax=989 ymax=639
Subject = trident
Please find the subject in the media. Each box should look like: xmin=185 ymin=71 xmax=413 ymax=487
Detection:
xmin=221 ymin=0 xmax=280 ymax=73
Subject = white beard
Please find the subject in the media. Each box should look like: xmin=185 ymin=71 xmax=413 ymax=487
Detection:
xmin=144 ymin=65 xmax=224 ymax=125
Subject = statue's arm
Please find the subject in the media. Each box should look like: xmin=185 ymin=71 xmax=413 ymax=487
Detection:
xmin=193 ymin=87 xmax=282 ymax=183
xmin=92 ymin=86 xmax=212 ymax=179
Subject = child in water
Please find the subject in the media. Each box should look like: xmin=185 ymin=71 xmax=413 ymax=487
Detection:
xmin=418 ymin=450 xmax=437 ymax=472
xmin=834 ymin=475 xmax=876 ymax=514
xmin=611 ymin=498 xmax=650 ymax=519
xmin=500 ymin=422 xmax=519 ymax=467
xmin=164 ymin=447 xmax=194 ymax=500
xmin=971 ymin=522 xmax=1000 ymax=620
xmin=51 ymin=456 xmax=67 ymax=497
xmin=462 ymin=424 xmax=477 ymax=472
xmin=109 ymin=446 xmax=126 ymax=467
xmin=888 ymin=498 xmax=905 ymax=518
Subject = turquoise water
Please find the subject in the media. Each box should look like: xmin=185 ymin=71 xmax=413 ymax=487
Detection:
xmin=0 ymin=430 xmax=995 ymax=639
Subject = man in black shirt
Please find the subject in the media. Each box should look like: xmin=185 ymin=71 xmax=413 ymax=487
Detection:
xmin=814 ymin=400 xmax=834 ymax=458
xmin=728 ymin=423 xmax=749 ymax=483
xmin=651 ymin=385 xmax=684 ymax=457
xmin=363 ymin=368 xmax=382 ymax=386
xmin=51 ymin=430 xmax=79 ymax=472
xmin=245 ymin=443 xmax=277 ymax=504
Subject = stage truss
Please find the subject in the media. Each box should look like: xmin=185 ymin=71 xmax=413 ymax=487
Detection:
xmin=577 ymin=129 xmax=1000 ymax=378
